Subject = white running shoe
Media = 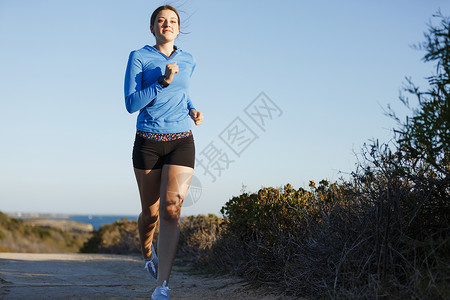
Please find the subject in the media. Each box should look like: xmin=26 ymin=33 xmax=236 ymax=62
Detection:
xmin=151 ymin=280 xmax=171 ymax=300
xmin=144 ymin=244 xmax=158 ymax=279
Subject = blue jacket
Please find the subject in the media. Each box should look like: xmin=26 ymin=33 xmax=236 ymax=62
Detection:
xmin=124 ymin=45 xmax=196 ymax=133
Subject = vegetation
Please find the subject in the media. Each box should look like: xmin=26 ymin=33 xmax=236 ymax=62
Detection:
xmin=177 ymin=214 xmax=223 ymax=267
xmin=80 ymin=218 xmax=141 ymax=254
xmin=80 ymin=214 xmax=222 ymax=260
xmin=0 ymin=211 xmax=91 ymax=253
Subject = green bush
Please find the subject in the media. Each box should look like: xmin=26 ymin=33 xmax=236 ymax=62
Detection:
xmin=220 ymin=182 xmax=344 ymax=243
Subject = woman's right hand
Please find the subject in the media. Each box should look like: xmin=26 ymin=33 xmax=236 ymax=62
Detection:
xmin=164 ymin=62 xmax=179 ymax=84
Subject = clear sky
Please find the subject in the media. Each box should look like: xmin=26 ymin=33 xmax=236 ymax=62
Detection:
xmin=1 ymin=0 xmax=448 ymax=216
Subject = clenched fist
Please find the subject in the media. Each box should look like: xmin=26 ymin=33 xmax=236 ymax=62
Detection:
xmin=164 ymin=62 xmax=179 ymax=84
xmin=189 ymin=109 xmax=203 ymax=125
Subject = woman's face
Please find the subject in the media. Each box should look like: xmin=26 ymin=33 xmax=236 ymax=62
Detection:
xmin=151 ymin=9 xmax=180 ymax=42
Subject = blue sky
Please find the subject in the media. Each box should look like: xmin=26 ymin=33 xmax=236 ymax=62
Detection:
xmin=0 ymin=0 xmax=448 ymax=216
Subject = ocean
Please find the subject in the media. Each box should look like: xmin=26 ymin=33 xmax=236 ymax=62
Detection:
xmin=8 ymin=213 xmax=138 ymax=230
xmin=66 ymin=215 xmax=138 ymax=229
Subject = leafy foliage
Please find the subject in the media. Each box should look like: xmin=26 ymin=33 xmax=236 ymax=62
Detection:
xmin=220 ymin=182 xmax=344 ymax=243
xmin=390 ymin=10 xmax=449 ymax=178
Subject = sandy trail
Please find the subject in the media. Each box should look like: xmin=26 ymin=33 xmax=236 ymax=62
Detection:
xmin=0 ymin=253 xmax=287 ymax=299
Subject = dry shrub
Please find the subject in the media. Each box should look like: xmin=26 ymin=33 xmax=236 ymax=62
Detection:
xmin=80 ymin=218 xmax=141 ymax=254
xmin=203 ymin=138 xmax=449 ymax=298
xmin=208 ymin=164 xmax=449 ymax=298
xmin=203 ymin=134 xmax=448 ymax=300
xmin=344 ymin=142 xmax=450 ymax=299
xmin=213 ymin=182 xmax=353 ymax=297
xmin=177 ymin=214 xmax=223 ymax=266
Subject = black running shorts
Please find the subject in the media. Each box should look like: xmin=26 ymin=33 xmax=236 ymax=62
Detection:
xmin=132 ymin=133 xmax=195 ymax=170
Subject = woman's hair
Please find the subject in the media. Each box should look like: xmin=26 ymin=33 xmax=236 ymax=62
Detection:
xmin=150 ymin=5 xmax=180 ymax=34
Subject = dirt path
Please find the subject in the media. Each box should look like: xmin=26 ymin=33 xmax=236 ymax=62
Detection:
xmin=0 ymin=253 xmax=289 ymax=299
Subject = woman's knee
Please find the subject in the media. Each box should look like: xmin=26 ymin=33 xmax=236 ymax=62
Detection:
xmin=139 ymin=211 xmax=159 ymax=225
xmin=161 ymin=193 xmax=184 ymax=221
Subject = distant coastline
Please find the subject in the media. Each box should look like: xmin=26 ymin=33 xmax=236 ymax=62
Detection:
xmin=7 ymin=213 xmax=138 ymax=230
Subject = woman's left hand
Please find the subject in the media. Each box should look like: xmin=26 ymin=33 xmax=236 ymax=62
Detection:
xmin=189 ymin=109 xmax=203 ymax=125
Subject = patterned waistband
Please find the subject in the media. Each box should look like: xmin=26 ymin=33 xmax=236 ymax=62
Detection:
xmin=136 ymin=129 xmax=192 ymax=142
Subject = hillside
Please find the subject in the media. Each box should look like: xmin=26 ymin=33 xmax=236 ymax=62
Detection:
xmin=0 ymin=211 xmax=92 ymax=253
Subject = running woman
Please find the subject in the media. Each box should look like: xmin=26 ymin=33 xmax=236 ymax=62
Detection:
xmin=124 ymin=5 xmax=203 ymax=299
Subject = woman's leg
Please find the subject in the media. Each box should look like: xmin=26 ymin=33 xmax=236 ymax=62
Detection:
xmin=156 ymin=164 xmax=194 ymax=286
xmin=134 ymin=168 xmax=162 ymax=259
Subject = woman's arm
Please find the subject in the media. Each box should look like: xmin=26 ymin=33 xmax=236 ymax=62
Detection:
xmin=186 ymin=58 xmax=197 ymax=118
xmin=124 ymin=51 xmax=165 ymax=114
xmin=187 ymin=95 xmax=195 ymax=111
